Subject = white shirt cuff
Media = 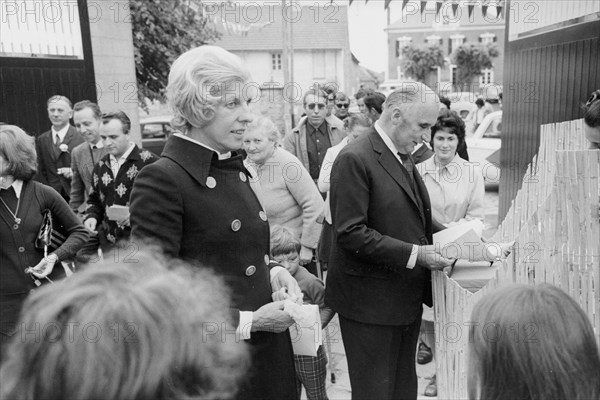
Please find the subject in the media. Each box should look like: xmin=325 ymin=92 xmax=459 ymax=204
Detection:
xmin=237 ymin=311 xmax=253 ymax=340
xmin=406 ymin=245 xmax=418 ymax=269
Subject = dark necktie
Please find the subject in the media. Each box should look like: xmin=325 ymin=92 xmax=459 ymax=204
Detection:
xmin=398 ymin=152 xmax=415 ymax=185
xmin=55 ymin=133 xmax=60 ymax=145
xmin=0 ymin=186 xmax=18 ymax=213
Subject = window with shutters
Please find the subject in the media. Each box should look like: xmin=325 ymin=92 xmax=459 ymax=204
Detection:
xmin=479 ymin=68 xmax=494 ymax=85
xmin=479 ymin=33 xmax=496 ymax=45
xmin=449 ymin=34 xmax=465 ymax=55
xmin=396 ymin=36 xmax=412 ymax=57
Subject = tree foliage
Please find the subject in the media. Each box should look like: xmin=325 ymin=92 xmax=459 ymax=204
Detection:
xmin=400 ymin=44 xmax=446 ymax=83
xmin=130 ymin=0 xmax=220 ymax=106
xmin=451 ymin=44 xmax=500 ymax=87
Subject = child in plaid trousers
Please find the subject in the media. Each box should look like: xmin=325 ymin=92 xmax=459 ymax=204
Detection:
xmin=270 ymin=225 xmax=335 ymax=400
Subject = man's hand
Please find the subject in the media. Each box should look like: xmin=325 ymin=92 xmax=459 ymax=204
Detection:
xmin=84 ymin=217 xmax=97 ymax=233
xmin=299 ymin=245 xmax=313 ymax=265
xmin=416 ymin=245 xmax=454 ymax=271
xmin=251 ymin=301 xmax=294 ymax=333
xmin=271 ymin=268 xmax=303 ymax=302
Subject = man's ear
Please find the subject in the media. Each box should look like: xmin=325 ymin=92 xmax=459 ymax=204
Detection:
xmin=389 ymin=106 xmax=404 ymax=126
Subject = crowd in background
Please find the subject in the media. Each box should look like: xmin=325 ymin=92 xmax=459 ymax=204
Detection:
xmin=1 ymin=45 xmax=599 ymax=400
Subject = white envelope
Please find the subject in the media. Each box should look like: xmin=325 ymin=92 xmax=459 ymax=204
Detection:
xmin=287 ymin=304 xmax=322 ymax=357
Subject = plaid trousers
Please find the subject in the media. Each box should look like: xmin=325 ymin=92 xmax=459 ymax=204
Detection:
xmin=294 ymin=345 xmax=328 ymax=400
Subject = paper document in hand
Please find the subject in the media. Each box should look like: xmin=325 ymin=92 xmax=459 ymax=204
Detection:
xmin=433 ymin=220 xmax=492 ymax=262
xmin=287 ymin=303 xmax=322 ymax=356
xmin=106 ymin=205 xmax=130 ymax=221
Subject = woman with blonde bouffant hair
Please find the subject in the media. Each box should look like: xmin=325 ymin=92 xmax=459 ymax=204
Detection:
xmin=468 ymin=284 xmax=600 ymax=400
xmin=0 ymin=125 xmax=87 ymax=360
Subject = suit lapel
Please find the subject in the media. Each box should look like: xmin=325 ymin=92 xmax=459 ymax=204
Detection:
xmin=369 ymin=131 xmax=423 ymax=214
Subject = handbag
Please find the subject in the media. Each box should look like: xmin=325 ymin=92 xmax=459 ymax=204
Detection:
xmin=31 ymin=208 xmax=74 ymax=286
xmin=35 ymin=209 xmax=67 ymax=252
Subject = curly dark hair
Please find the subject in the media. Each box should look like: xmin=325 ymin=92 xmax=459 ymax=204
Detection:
xmin=430 ymin=108 xmax=466 ymax=147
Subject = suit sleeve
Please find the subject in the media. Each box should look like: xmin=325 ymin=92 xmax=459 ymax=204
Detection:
xmin=34 ymin=136 xmax=49 ymax=184
xmin=130 ymin=163 xmax=183 ymax=257
xmin=69 ymin=148 xmax=85 ymax=212
xmin=331 ymin=150 xmax=415 ymax=268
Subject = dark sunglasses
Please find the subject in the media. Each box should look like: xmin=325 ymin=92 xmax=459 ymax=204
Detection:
xmin=306 ymin=103 xmax=326 ymax=111
xmin=336 ymin=103 xmax=350 ymax=109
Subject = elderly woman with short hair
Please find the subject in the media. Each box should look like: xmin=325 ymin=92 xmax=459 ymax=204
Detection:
xmin=0 ymin=125 xmax=88 ymax=360
xmin=130 ymin=45 xmax=300 ymax=400
xmin=243 ymin=116 xmax=324 ymax=269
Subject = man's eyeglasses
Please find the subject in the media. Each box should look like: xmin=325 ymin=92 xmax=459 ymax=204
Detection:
xmin=336 ymin=103 xmax=350 ymax=109
xmin=306 ymin=103 xmax=326 ymax=111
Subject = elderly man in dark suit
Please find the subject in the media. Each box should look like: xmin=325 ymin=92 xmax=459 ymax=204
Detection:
xmin=35 ymin=95 xmax=84 ymax=201
xmin=326 ymin=83 xmax=453 ymax=400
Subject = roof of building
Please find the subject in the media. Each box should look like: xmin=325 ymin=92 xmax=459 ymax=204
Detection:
xmin=386 ymin=3 xmax=504 ymax=31
xmin=212 ymin=4 xmax=349 ymax=51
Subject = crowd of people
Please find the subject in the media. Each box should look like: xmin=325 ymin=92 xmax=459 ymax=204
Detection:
xmin=1 ymin=44 xmax=599 ymax=400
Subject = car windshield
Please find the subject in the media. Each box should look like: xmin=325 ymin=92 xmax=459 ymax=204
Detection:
xmin=483 ymin=117 xmax=501 ymax=138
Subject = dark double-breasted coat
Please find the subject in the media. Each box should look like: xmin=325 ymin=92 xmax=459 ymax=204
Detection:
xmin=129 ymin=135 xmax=297 ymax=400
xmin=35 ymin=126 xmax=84 ymax=201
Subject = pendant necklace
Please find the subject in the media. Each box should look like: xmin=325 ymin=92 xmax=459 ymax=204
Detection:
xmin=0 ymin=195 xmax=21 ymax=226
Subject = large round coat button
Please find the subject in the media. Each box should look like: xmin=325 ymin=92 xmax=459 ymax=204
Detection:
xmin=18 ymin=247 xmax=25 ymax=253
xmin=13 ymin=224 xmax=19 ymax=230
xmin=206 ymin=176 xmax=217 ymax=188
xmin=239 ymin=172 xmax=247 ymax=182
xmin=245 ymin=265 xmax=256 ymax=276
xmin=231 ymin=219 xmax=242 ymax=232
xmin=259 ymin=211 xmax=267 ymax=221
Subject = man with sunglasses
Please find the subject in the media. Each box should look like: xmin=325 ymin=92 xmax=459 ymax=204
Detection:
xmin=333 ymin=92 xmax=351 ymax=121
xmin=283 ymin=88 xmax=345 ymax=184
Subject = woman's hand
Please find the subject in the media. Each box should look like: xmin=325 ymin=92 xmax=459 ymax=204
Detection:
xmin=299 ymin=245 xmax=313 ymax=265
xmin=29 ymin=253 xmax=58 ymax=278
xmin=84 ymin=218 xmax=98 ymax=233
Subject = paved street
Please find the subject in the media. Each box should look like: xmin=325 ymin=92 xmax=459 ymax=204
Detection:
xmin=303 ymin=189 xmax=500 ymax=400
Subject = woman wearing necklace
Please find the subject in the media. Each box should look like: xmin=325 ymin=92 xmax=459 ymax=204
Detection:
xmin=0 ymin=125 xmax=88 ymax=361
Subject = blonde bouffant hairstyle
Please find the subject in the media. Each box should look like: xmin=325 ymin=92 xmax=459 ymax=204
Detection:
xmin=167 ymin=45 xmax=252 ymax=132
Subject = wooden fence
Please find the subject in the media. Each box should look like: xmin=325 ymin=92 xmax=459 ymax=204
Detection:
xmin=433 ymin=119 xmax=600 ymax=399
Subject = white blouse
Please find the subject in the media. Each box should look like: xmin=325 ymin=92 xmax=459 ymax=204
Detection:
xmin=417 ymin=154 xmax=485 ymax=231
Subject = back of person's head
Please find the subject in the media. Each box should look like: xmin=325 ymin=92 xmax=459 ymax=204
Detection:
xmin=354 ymin=87 xmax=373 ymax=101
xmin=270 ymin=225 xmax=301 ymax=258
xmin=468 ymin=283 xmax=600 ymax=400
xmin=0 ymin=125 xmax=37 ymax=181
xmin=475 ymin=98 xmax=485 ymax=107
xmin=363 ymin=92 xmax=387 ymax=115
xmin=0 ymin=251 xmax=249 ymax=400
xmin=431 ymin=108 xmax=466 ymax=146
xmin=583 ymin=89 xmax=600 ymax=128
xmin=344 ymin=113 xmax=372 ymax=132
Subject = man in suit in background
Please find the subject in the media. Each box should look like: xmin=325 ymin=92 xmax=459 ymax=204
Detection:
xmin=69 ymin=100 xmax=108 ymax=215
xmin=35 ymin=95 xmax=84 ymax=201
xmin=326 ymin=83 xmax=453 ymax=400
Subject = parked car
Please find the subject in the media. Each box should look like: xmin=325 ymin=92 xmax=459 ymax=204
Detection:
xmin=140 ymin=115 xmax=174 ymax=155
xmin=465 ymin=110 xmax=502 ymax=186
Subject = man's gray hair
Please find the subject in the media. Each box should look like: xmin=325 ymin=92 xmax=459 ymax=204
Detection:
xmin=384 ymin=82 xmax=438 ymax=110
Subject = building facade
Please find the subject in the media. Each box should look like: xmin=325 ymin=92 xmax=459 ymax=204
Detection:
xmin=386 ymin=2 xmax=505 ymax=93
